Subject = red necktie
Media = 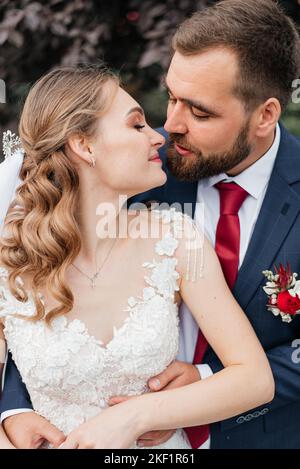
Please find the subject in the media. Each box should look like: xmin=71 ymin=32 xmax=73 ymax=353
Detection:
xmin=185 ymin=181 xmax=248 ymax=448
xmin=214 ymin=182 xmax=249 ymax=289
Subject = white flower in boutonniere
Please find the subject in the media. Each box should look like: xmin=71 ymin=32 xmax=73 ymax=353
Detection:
xmin=289 ymin=280 xmax=300 ymax=298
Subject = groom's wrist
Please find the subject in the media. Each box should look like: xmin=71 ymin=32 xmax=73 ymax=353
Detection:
xmin=1 ymin=408 xmax=33 ymax=424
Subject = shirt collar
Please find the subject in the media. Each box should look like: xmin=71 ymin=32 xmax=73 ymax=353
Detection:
xmin=200 ymin=123 xmax=281 ymax=200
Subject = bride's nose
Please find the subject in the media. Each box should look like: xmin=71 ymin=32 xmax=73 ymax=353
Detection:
xmin=149 ymin=128 xmax=166 ymax=150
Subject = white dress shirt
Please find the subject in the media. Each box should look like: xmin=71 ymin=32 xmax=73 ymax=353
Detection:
xmin=177 ymin=124 xmax=281 ymax=448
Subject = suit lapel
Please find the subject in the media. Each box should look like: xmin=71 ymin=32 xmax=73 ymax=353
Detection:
xmin=233 ymin=125 xmax=300 ymax=309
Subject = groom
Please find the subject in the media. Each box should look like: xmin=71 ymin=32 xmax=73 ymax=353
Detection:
xmin=1 ymin=0 xmax=300 ymax=449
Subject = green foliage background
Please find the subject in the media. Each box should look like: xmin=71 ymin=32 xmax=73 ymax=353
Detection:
xmin=0 ymin=0 xmax=299 ymax=146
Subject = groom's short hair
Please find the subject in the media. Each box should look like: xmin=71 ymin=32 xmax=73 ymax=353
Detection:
xmin=172 ymin=0 xmax=300 ymax=112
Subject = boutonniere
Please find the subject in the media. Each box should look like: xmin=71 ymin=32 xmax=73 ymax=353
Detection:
xmin=262 ymin=264 xmax=300 ymax=323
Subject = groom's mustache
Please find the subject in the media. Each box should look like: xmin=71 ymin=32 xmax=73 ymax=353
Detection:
xmin=168 ymin=133 xmax=200 ymax=156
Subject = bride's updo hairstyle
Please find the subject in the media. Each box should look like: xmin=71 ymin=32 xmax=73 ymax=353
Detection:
xmin=0 ymin=63 xmax=119 ymax=324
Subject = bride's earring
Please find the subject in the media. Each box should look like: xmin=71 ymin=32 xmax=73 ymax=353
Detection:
xmin=88 ymin=148 xmax=96 ymax=168
xmin=89 ymin=156 xmax=96 ymax=168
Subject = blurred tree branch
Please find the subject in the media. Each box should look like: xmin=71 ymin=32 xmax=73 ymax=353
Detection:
xmin=0 ymin=0 xmax=299 ymax=136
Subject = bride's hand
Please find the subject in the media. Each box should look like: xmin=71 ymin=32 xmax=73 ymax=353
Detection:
xmin=59 ymin=399 xmax=145 ymax=449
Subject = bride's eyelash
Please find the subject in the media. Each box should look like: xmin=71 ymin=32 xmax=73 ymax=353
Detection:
xmin=134 ymin=124 xmax=145 ymax=130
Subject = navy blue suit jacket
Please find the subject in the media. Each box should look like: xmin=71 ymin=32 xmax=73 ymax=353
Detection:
xmin=1 ymin=124 xmax=300 ymax=448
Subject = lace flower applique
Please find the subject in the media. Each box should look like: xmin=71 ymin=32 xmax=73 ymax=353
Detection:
xmin=153 ymin=208 xmax=204 ymax=282
xmin=155 ymin=231 xmax=179 ymax=256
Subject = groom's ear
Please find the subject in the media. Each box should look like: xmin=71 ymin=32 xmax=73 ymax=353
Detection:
xmin=254 ymin=98 xmax=281 ymax=138
xmin=65 ymin=134 xmax=93 ymax=166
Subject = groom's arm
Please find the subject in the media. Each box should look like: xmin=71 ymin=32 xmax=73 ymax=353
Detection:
xmin=207 ymin=338 xmax=300 ymax=414
xmin=1 ymin=352 xmax=65 ymax=448
xmin=0 ymin=351 xmax=33 ymax=419
xmin=144 ymin=339 xmax=300 ymax=436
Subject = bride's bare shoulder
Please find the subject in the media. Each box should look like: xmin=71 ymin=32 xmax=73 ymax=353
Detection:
xmin=126 ymin=208 xmax=174 ymax=243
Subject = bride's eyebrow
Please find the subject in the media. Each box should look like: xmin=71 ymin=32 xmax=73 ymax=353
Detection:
xmin=126 ymin=106 xmax=145 ymax=117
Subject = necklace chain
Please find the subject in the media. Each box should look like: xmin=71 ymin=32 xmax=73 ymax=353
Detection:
xmin=72 ymin=237 xmax=118 ymax=288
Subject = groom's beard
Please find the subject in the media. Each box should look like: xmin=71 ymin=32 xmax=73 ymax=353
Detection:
xmin=166 ymin=120 xmax=252 ymax=182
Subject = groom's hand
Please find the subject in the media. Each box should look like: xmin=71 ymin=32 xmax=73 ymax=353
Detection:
xmin=3 ymin=412 xmax=66 ymax=449
xmin=109 ymin=360 xmax=200 ymax=447
xmin=148 ymin=360 xmax=201 ymax=392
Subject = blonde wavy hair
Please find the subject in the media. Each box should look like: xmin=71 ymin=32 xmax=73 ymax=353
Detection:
xmin=0 ymin=63 xmax=119 ymax=324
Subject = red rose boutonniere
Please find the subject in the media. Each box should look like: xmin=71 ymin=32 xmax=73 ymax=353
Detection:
xmin=262 ymin=264 xmax=300 ymax=323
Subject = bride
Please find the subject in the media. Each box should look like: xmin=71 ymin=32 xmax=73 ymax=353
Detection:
xmin=0 ymin=64 xmax=274 ymax=449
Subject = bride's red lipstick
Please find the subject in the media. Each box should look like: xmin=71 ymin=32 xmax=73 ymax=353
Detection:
xmin=149 ymin=153 xmax=162 ymax=163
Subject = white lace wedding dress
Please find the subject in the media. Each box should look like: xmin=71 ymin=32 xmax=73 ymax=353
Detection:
xmin=0 ymin=210 xmax=199 ymax=449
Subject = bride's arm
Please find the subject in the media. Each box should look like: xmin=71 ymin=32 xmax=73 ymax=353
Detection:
xmin=61 ymin=235 xmax=275 ymax=449
xmin=131 ymin=235 xmax=274 ymax=432
xmin=0 ymin=324 xmax=15 ymax=449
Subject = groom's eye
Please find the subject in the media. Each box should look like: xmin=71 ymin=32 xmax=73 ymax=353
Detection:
xmin=191 ymin=108 xmax=210 ymax=120
xmin=168 ymin=95 xmax=176 ymax=104
xmin=192 ymin=114 xmax=210 ymax=121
